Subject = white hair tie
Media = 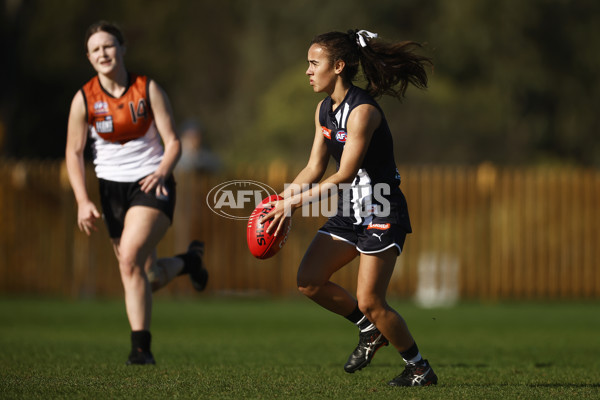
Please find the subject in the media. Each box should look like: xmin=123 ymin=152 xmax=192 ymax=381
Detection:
xmin=356 ymin=30 xmax=378 ymax=47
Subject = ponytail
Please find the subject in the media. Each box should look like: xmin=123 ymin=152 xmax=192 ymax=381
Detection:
xmin=311 ymin=30 xmax=432 ymax=99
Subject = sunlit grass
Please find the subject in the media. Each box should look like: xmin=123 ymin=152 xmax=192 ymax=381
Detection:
xmin=1 ymin=297 xmax=599 ymax=399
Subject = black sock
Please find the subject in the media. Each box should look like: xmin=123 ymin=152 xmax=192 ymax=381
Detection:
xmin=131 ymin=330 xmax=151 ymax=352
xmin=344 ymin=305 xmax=363 ymax=324
xmin=344 ymin=305 xmax=375 ymax=332
xmin=400 ymin=342 xmax=422 ymax=364
xmin=176 ymin=253 xmax=197 ymax=275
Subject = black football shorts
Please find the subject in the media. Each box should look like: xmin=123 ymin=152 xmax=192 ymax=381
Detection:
xmin=318 ymin=214 xmax=408 ymax=255
xmin=98 ymin=175 xmax=176 ymax=238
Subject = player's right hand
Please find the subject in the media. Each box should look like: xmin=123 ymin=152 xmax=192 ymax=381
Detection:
xmin=77 ymin=201 xmax=100 ymax=236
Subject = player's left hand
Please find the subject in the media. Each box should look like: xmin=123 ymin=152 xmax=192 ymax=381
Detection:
xmin=139 ymin=173 xmax=169 ymax=199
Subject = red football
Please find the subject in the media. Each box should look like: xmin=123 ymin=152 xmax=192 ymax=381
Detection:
xmin=247 ymin=195 xmax=291 ymax=259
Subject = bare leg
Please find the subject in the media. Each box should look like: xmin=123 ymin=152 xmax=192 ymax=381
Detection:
xmin=113 ymin=206 xmax=170 ymax=331
xmin=297 ymin=233 xmax=359 ymax=316
xmin=356 ymin=248 xmax=415 ymax=352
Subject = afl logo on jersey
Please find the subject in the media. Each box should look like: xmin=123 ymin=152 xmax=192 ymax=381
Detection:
xmin=335 ymin=131 xmax=347 ymax=143
xmin=93 ymin=101 xmax=109 ymax=115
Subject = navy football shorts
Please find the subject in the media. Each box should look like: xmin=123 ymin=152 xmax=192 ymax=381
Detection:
xmin=318 ymin=214 xmax=408 ymax=255
xmin=98 ymin=175 xmax=176 ymax=238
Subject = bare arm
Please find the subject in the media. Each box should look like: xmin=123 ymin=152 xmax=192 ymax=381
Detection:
xmin=280 ymin=101 xmax=330 ymax=198
xmin=139 ymin=80 xmax=182 ymax=196
xmin=65 ymin=90 xmax=100 ymax=235
xmin=264 ymin=103 xmax=382 ymax=235
xmin=319 ymin=103 xmax=380 ymax=186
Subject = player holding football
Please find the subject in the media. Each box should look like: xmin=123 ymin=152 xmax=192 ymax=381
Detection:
xmin=65 ymin=21 xmax=208 ymax=365
xmin=262 ymin=30 xmax=437 ymax=386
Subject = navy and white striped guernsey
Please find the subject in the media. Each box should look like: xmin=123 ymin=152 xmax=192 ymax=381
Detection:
xmin=319 ymin=85 xmax=405 ymax=226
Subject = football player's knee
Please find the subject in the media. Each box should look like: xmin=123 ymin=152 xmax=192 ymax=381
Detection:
xmin=297 ymin=277 xmax=321 ymax=298
xmin=357 ymin=298 xmax=383 ymax=321
xmin=118 ymin=253 xmax=144 ymax=279
xmin=118 ymin=256 xmax=137 ymax=276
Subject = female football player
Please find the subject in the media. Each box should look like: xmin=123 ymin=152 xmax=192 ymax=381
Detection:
xmin=262 ymin=30 xmax=437 ymax=386
xmin=65 ymin=21 xmax=208 ymax=365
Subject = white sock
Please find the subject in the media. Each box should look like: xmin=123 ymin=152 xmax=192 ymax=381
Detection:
xmin=403 ymin=352 xmax=423 ymax=365
xmin=357 ymin=315 xmax=376 ymax=333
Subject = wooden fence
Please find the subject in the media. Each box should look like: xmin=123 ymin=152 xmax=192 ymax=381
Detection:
xmin=1 ymin=160 xmax=599 ymax=301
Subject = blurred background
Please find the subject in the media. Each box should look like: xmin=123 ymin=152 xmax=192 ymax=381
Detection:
xmin=1 ymin=0 xmax=599 ymax=302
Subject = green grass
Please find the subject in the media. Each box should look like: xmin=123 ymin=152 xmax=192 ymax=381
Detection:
xmin=0 ymin=297 xmax=599 ymax=399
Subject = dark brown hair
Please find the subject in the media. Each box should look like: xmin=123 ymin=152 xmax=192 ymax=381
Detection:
xmin=310 ymin=30 xmax=432 ymax=99
xmin=84 ymin=21 xmax=125 ymax=52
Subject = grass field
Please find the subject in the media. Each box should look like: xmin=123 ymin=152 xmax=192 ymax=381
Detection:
xmin=0 ymin=296 xmax=599 ymax=399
